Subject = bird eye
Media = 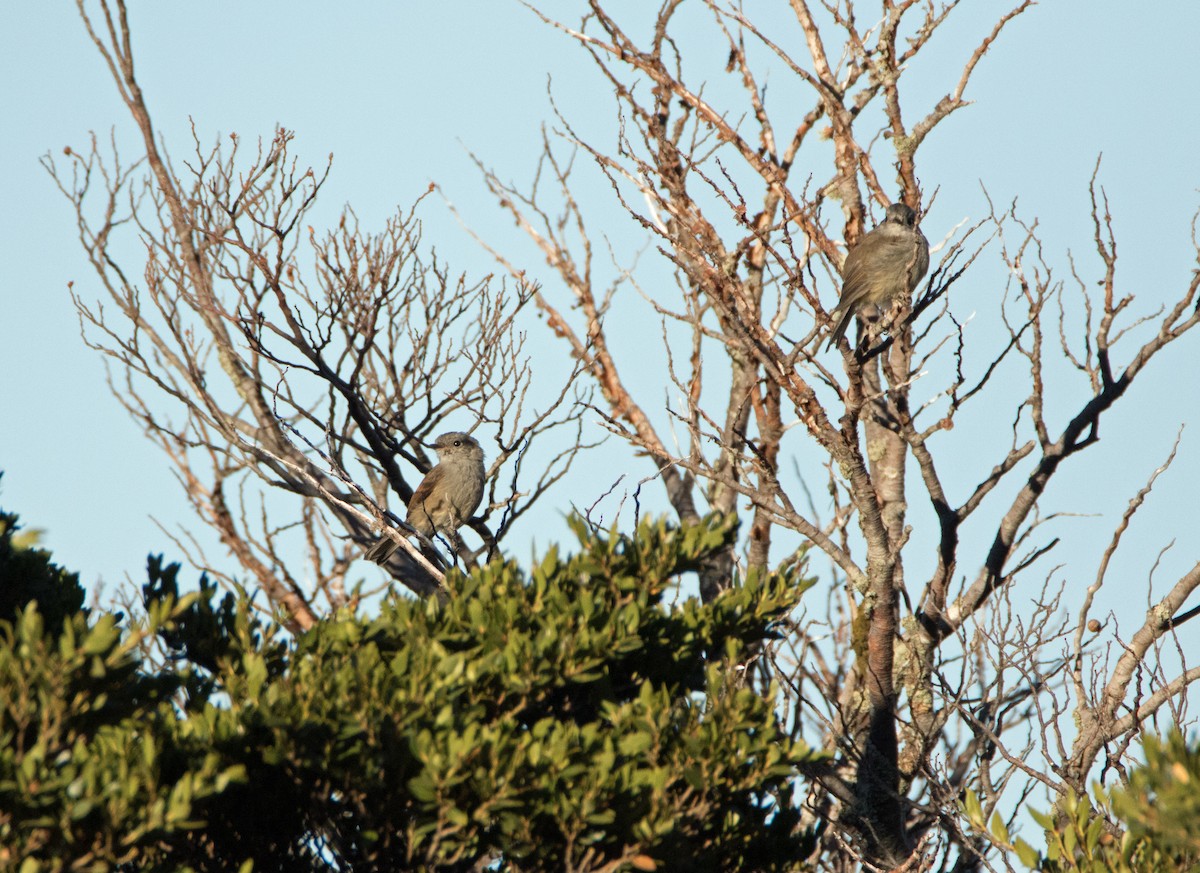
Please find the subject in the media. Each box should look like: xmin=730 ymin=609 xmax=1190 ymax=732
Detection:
xmin=453 ymin=440 xmax=461 ymax=446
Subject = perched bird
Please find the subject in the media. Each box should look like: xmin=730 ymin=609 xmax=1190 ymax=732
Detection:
xmin=364 ymin=431 xmax=485 ymax=565
xmin=827 ymin=202 xmax=930 ymax=351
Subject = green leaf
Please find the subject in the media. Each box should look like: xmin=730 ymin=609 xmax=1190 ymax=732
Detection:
xmin=618 ymin=732 xmax=652 ymax=757
xmin=989 ymin=810 xmax=1010 ymax=844
xmin=1013 ymin=838 xmax=1040 ymax=868
xmin=408 ymin=773 xmax=437 ymax=804
xmin=81 ymin=614 xmax=120 ymax=655
xmin=962 ymin=789 xmax=984 ymax=826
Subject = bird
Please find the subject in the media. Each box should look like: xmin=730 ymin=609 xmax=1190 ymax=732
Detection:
xmin=826 ymin=202 xmax=930 ymax=351
xmin=363 ymin=431 xmax=486 ymax=565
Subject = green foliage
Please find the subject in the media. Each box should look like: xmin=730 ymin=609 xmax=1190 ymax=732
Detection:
xmin=1112 ymin=730 xmax=1200 ymax=862
xmin=974 ymin=731 xmax=1200 ymax=872
xmin=1 ymin=513 xmax=822 ymax=871
xmin=0 ymin=482 xmax=86 ymax=634
xmin=0 ymin=573 xmax=240 ymax=870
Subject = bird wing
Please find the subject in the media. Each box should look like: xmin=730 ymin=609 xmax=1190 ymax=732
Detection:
xmin=837 ymin=244 xmax=875 ymax=307
xmin=912 ymin=232 xmax=930 ymax=290
xmin=407 ymin=465 xmax=446 ymax=536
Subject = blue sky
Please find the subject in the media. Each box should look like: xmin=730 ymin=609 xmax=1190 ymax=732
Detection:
xmin=2 ymin=0 xmax=1198 ymax=637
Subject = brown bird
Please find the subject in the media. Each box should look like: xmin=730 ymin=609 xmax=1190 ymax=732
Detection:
xmin=827 ymin=202 xmax=930 ymax=351
xmin=364 ymin=432 xmax=485 ymax=565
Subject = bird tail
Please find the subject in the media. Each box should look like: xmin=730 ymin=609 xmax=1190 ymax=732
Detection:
xmin=363 ymin=536 xmax=398 ymax=565
xmin=826 ymin=308 xmax=855 ymax=351
xmin=364 ymin=532 xmax=450 ymax=570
